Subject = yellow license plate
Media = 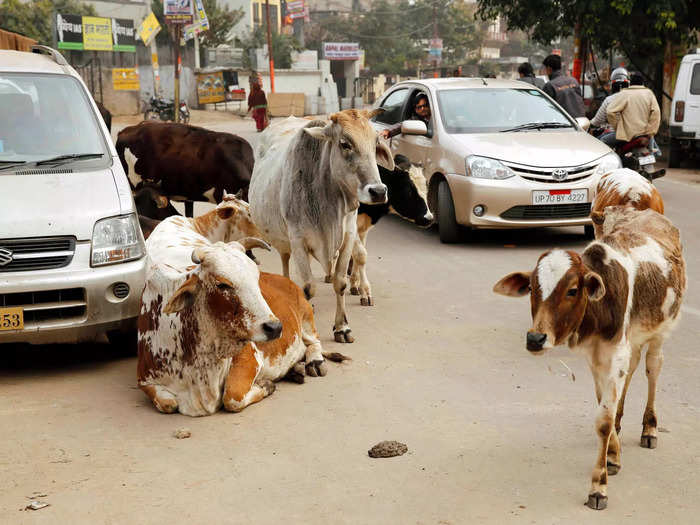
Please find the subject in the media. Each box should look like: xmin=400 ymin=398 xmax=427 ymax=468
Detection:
xmin=0 ymin=307 xmax=24 ymax=331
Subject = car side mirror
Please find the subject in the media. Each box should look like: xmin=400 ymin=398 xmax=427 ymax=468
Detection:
xmin=401 ymin=120 xmax=428 ymax=136
xmin=576 ymin=117 xmax=590 ymax=131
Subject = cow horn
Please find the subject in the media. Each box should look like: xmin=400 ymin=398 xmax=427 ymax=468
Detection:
xmin=191 ymin=249 xmax=205 ymax=264
xmin=366 ymin=108 xmax=386 ymax=119
xmin=234 ymin=189 xmax=243 ymax=199
xmin=237 ymin=237 xmax=271 ymax=252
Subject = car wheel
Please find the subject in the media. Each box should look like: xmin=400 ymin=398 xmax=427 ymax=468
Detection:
xmin=437 ymin=180 xmax=461 ymax=243
xmin=584 ymin=224 xmax=595 ymax=239
xmin=668 ymin=139 xmax=681 ymax=169
xmin=107 ymin=330 xmax=137 ymax=356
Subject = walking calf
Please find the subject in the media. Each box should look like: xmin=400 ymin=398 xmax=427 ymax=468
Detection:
xmin=494 ymin=207 xmax=685 ymax=510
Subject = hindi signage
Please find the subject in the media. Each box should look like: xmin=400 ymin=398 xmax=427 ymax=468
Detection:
xmin=82 ymin=17 xmax=113 ymax=51
xmin=138 ymin=12 xmax=161 ymax=46
xmin=112 ymin=68 xmax=140 ymax=91
xmin=164 ymin=0 xmax=194 ymax=24
xmin=323 ymin=42 xmax=361 ymax=61
xmin=56 ymin=14 xmax=135 ymax=52
xmin=184 ymin=0 xmax=209 ymax=40
xmin=196 ymin=71 xmax=226 ymax=104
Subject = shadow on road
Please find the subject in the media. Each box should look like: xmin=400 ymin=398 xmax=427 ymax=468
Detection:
xmin=0 ymin=341 xmax=132 ymax=375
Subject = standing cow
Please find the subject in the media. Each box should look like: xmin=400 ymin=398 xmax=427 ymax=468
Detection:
xmin=493 ymin=207 xmax=685 ymax=510
xmin=249 ymin=110 xmax=393 ymax=343
xmin=116 ymin=121 xmax=254 ymax=202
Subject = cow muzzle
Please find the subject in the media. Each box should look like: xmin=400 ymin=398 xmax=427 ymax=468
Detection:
xmin=415 ymin=210 xmax=434 ymax=227
xmin=260 ymin=319 xmax=283 ymax=341
xmin=360 ymin=183 xmax=388 ymax=204
xmin=526 ymin=331 xmax=548 ymax=353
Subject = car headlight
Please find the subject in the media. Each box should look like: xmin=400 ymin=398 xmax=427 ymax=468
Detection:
xmin=466 ymin=155 xmax=515 ymax=180
xmin=91 ymin=214 xmax=145 ymax=267
xmin=593 ymin=152 xmax=622 ymax=178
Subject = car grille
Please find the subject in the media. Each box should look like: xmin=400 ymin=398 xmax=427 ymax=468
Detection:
xmin=0 ymin=237 xmax=76 ymax=272
xmin=503 ymin=160 xmax=598 ymax=183
xmin=0 ymin=288 xmax=86 ymax=325
xmin=501 ymin=203 xmax=592 ymax=220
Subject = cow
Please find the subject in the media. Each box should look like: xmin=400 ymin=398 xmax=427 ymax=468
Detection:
xmin=138 ymin=222 xmax=281 ymax=416
xmin=133 ymin=186 xmax=181 ymax=240
xmin=591 ymin=168 xmax=664 ymax=237
xmin=493 ymin=207 xmax=686 ymax=510
xmin=249 ymin=110 xmax=393 ymax=343
xmin=96 ymin=101 xmax=112 ymax=132
xmin=349 ymin=155 xmax=433 ymax=305
xmin=116 ymin=121 xmax=254 ymax=202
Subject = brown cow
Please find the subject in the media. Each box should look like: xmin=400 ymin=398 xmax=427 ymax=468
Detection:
xmin=116 ymin=121 xmax=254 ymax=202
xmin=494 ymin=207 xmax=685 ymax=510
xmin=591 ymin=168 xmax=664 ymax=237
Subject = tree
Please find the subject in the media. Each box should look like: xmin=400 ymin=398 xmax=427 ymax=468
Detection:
xmin=235 ymin=26 xmax=302 ymax=70
xmin=0 ymin=0 xmax=96 ymax=45
xmin=198 ymin=0 xmax=245 ymax=48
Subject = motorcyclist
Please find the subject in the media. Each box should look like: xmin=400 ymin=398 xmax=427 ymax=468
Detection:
xmin=590 ymin=67 xmax=629 ymax=146
xmin=607 ymin=72 xmax=660 ymax=148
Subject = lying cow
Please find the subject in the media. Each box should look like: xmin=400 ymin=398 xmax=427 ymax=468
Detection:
xmin=116 ymin=121 xmax=254 ymax=202
xmin=493 ymin=207 xmax=685 ymax=510
xmin=349 ymin=155 xmax=433 ymax=305
xmin=249 ymin=110 xmax=392 ymax=343
xmin=591 ymin=168 xmax=664 ymax=237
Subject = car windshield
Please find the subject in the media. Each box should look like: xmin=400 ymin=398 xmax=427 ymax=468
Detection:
xmin=436 ymin=88 xmax=575 ymax=134
xmin=0 ymin=73 xmax=110 ymax=166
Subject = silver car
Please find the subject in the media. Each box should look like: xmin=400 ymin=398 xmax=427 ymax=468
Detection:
xmin=0 ymin=47 xmax=145 ymax=345
xmin=371 ymin=78 xmax=622 ymax=242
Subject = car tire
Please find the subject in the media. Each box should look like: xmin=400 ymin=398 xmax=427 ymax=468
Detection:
xmin=438 ymin=180 xmax=461 ymax=244
xmin=668 ymin=139 xmax=681 ymax=169
xmin=584 ymin=224 xmax=595 ymax=239
xmin=107 ymin=329 xmax=137 ymax=356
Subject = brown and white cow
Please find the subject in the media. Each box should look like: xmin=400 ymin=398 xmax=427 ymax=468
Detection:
xmin=494 ymin=207 xmax=685 ymax=510
xmin=591 ymin=168 xmax=664 ymax=237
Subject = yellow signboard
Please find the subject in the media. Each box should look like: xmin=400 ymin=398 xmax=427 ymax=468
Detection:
xmin=83 ymin=16 xmax=113 ymax=51
xmin=196 ymin=71 xmax=226 ymax=104
xmin=138 ymin=12 xmax=161 ymax=46
xmin=112 ymin=68 xmax=140 ymax=91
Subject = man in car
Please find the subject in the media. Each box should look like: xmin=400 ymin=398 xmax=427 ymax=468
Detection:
xmin=607 ymin=72 xmax=660 ymax=144
xmin=542 ymin=54 xmax=585 ymax=118
xmin=381 ymin=94 xmax=431 ymax=139
xmin=517 ymin=62 xmax=545 ymax=89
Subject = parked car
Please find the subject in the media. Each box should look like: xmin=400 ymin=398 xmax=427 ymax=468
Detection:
xmin=0 ymin=46 xmax=146 ymax=346
xmin=371 ymin=78 xmax=621 ymax=243
xmin=669 ymin=53 xmax=700 ymax=168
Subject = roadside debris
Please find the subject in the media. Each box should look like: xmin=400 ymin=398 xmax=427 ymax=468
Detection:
xmin=173 ymin=428 xmax=191 ymax=439
xmin=547 ymin=360 xmax=576 ymax=382
xmin=368 ymin=441 xmax=408 ymax=458
xmin=25 ymin=501 xmax=50 ymax=511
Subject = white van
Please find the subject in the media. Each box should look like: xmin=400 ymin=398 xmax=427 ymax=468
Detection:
xmin=0 ymin=46 xmax=146 ymax=346
xmin=669 ymin=53 xmax=700 ymax=167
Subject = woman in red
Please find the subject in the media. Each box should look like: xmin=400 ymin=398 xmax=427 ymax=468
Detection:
xmin=247 ymin=75 xmax=268 ymax=132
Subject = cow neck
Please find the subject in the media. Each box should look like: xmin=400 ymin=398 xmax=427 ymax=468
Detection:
xmin=319 ymin=142 xmax=359 ymax=213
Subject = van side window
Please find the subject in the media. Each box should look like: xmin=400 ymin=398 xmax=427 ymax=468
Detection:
xmin=691 ymin=64 xmax=700 ymax=95
xmin=374 ymin=88 xmax=409 ymax=125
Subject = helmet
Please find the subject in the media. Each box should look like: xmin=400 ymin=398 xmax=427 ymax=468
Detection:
xmin=610 ymin=67 xmax=629 ymax=84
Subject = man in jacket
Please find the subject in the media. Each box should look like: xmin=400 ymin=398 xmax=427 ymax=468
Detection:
xmin=542 ymin=54 xmax=585 ymax=118
xmin=517 ymin=62 xmax=545 ymax=89
xmin=607 ymin=72 xmax=660 ymax=142
xmin=590 ymin=67 xmax=630 ymax=146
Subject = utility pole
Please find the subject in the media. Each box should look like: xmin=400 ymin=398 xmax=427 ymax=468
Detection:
xmin=265 ymin=0 xmax=275 ymax=93
xmin=173 ymin=24 xmax=181 ymax=123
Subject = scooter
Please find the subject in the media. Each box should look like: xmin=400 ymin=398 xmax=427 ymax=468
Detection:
xmin=144 ymin=95 xmax=190 ymax=124
xmin=615 ymin=135 xmax=665 ymax=183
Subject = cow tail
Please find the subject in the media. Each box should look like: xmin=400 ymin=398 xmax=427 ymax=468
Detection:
xmin=322 ymin=352 xmax=352 ymax=363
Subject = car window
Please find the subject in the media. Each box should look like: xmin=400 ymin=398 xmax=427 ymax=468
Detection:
xmin=690 ymin=63 xmax=700 ymax=95
xmin=436 ymin=88 xmax=574 ymax=134
xmin=0 ymin=73 xmax=110 ymax=166
xmin=375 ymin=88 xmax=409 ymax=125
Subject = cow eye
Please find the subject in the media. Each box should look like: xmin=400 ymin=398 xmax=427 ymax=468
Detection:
xmin=567 ymin=288 xmax=578 ymax=297
xmin=217 ymin=282 xmax=231 ymax=291
xmin=340 ymin=139 xmax=352 ymax=151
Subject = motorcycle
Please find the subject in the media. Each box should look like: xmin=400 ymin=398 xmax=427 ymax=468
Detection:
xmin=143 ymin=95 xmax=190 ymax=124
xmin=592 ymin=127 xmax=665 ymax=182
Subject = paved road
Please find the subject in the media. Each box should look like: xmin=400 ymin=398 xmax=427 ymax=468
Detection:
xmin=2 ymin=113 xmax=699 ymax=523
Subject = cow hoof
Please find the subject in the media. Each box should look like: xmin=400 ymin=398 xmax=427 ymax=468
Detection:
xmin=606 ymin=461 xmax=621 ymax=475
xmin=640 ymin=435 xmax=657 ymax=449
xmin=585 ymin=492 xmax=608 ymax=510
xmin=360 ymin=296 xmax=373 ymax=306
xmin=334 ymin=329 xmax=354 ymax=344
xmin=285 ymin=363 xmax=306 ymax=384
xmin=260 ymin=380 xmax=276 ymax=396
xmin=350 ymin=286 xmax=360 ymax=296
xmin=324 ymin=275 xmax=332 ymax=284
xmin=306 ymin=360 xmax=327 ymax=377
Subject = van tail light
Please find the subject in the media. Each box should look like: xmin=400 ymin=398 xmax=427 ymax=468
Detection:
xmin=675 ymin=101 xmax=685 ymax=122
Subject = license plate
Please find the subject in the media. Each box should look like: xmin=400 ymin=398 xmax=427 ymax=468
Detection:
xmin=532 ymin=189 xmax=587 ymax=205
xmin=0 ymin=307 xmax=23 ymax=331
xmin=638 ymin=154 xmax=656 ymax=166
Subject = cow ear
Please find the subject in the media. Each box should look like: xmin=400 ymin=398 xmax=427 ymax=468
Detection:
xmin=217 ymin=207 xmax=235 ymax=220
xmin=493 ymin=272 xmax=532 ymax=297
xmin=591 ymin=211 xmax=605 ymax=225
xmin=365 ymin=107 xmax=385 ymax=120
xmin=157 ymin=195 xmax=169 ymax=209
xmin=393 ymin=154 xmax=411 ymax=171
xmin=584 ymin=272 xmax=605 ymax=302
xmin=303 ymin=125 xmax=332 ymax=142
xmin=163 ymin=274 xmax=201 ymax=314
xmin=376 ymin=141 xmax=394 ymax=171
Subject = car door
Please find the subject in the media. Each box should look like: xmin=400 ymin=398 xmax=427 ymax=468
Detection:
xmin=685 ymin=60 xmax=700 ymax=135
xmin=391 ymin=88 xmax=436 ymax=171
xmin=372 ymin=87 xmax=411 ymax=138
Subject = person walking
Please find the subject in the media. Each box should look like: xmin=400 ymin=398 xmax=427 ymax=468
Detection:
xmin=542 ymin=54 xmax=585 ymax=118
xmin=247 ymin=74 xmax=268 ymax=132
xmin=517 ymin=62 xmax=545 ymax=89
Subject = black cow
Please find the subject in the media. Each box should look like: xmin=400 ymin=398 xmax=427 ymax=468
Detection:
xmin=133 ymin=186 xmax=181 ymax=239
xmin=96 ymin=101 xmax=112 ymax=132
